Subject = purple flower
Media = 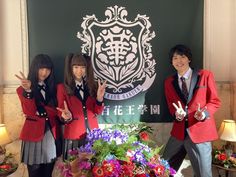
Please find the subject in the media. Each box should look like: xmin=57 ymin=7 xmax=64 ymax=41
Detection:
xmin=79 ymin=142 xmax=94 ymax=153
xmin=57 ymin=126 xmax=174 ymax=177
xmin=85 ymin=128 xmax=128 ymax=145
xmin=133 ymin=150 xmax=147 ymax=164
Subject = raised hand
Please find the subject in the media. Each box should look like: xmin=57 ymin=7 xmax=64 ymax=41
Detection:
xmin=172 ymin=101 xmax=186 ymax=121
xmin=96 ymin=79 xmax=107 ymax=102
xmin=194 ymin=103 xmax=207 ymax=121
xmin=57 ymin=101 xmax=72 ymax=120
xmin=15 ymin=71 xmax=31 ymax=91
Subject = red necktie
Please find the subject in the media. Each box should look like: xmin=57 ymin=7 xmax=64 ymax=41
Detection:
xmin=180 ymin=77 xmax=188 ymax=100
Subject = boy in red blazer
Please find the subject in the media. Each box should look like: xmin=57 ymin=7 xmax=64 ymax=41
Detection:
xmin=162 ymin=45 xmax=221 ymax=177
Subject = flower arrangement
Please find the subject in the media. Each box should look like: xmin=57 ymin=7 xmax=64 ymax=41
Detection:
xmin=212 ymin=149 xmax=236 ymax=168
xmin=57 ymin=124 xmax=176 ymax=177
xmin=0 ymin=152 xmax=18 ymax=176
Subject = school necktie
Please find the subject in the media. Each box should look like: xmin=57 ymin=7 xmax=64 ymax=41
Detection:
xmin=38 ymin=84 xmax=46 ymax=91
xmin=180 ymin=77 xmax=189 ymax=101
xmin=76 ymin=84 xmax=84 ymax=99
xmin=38 ymin=84 xmax=46 ymax=100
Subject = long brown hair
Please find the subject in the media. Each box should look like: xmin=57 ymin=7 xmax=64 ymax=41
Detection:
xmin=64 ymin=53 xmax=97 ymax=97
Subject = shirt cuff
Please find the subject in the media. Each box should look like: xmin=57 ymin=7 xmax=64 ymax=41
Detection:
xmin=36 ymin=105 xmax=48 ymax=117
xmin=96 ymin=100 xmax=103 ymax=106
xmin=23 ymin=90 xmax=33 ymax=99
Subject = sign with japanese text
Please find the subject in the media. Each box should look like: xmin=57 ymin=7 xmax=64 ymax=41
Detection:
xmin=27 ymin=0 xmax=203 ymax=123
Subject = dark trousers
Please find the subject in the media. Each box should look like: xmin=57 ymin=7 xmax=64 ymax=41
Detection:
xmin=27 ymin=162 xmax=55 ymax=177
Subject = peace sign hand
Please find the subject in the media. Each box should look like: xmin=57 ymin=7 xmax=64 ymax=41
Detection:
xmin=194 ymin=103 xmax=207 ymax=121
xmin=15 ymin=71 xmax=31 ymax=91
xmin=97 ymin=79 xmax=107 ymax=102
xmin=172 ymin=101 xmax=186 ymax=121
xmin=57 ymin=101 xmax=72 ymax=121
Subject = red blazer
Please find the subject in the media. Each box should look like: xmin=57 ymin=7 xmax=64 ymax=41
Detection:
xmin=16 ymin=86 xmax=61 ymax=142
xmin=57 ymin=83 xmax=104 ymax=140
xmin=165 ymin=69 xmax=221 ymax=143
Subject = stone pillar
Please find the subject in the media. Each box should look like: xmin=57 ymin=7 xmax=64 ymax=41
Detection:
xmin=231 ymin=82 xmax=236 ymax=121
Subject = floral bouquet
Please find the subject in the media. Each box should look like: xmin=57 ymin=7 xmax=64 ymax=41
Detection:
xmin=57 ymin=124 xmax=176 ymax=177
xmin=0 ymin=152 xmax=18 ymax=176
xmin=212 ymin=149 xmax=236 ymax=168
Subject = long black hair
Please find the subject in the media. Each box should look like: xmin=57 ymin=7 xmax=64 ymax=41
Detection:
xmin=28 ymin=54 xmax=57 ymax=106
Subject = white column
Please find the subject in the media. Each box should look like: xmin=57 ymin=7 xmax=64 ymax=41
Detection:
xmin=1 ymin=0 xmax=28 ymax=94
xmin=230 ymin=1 xmax=236 ymax=82
xmin=0 ymin=0 xmax=28 ymax=124
xmin=204 ymin=0 xmax=235 ymax=82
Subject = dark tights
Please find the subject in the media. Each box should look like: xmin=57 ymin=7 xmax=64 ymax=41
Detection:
xmin=27 ymin=162 xmax=55 ymax=177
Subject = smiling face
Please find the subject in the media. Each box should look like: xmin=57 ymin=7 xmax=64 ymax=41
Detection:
xmin=172 ymin=53 xmax=190 ymax=76
xmin=72 ymin=65 xmax=86 ymax=81
xmin=38 ymin=68 xmax=51 ymax=82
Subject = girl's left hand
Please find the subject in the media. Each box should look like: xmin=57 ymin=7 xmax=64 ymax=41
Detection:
xmin=96 ymin=79 xmax=107 ymax=102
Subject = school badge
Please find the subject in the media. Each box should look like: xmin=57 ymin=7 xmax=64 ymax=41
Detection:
xmin=77 ymin=5 xmax=156 ymax=100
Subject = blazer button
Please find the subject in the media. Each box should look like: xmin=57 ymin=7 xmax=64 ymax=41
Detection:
xmin=83 ymin=106 xmax=86 ymax=109
xmin=46 ymin=118 xmax=48 ymax=120
xmin=85 ymin=117 xmax=88 ymax=120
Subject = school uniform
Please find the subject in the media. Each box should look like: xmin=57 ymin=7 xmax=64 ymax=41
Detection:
xmin=57 ymin=82 xmax=104 ymax=159
xmin=16 ymin=83 xmax=61 ymax=177
xmin=163 ymin=68 xmax=221 ymax=177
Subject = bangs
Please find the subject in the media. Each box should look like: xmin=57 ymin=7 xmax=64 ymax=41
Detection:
xmin=33 ymin=54 xmax=53 ymax=69
xmin=71 ymin=54 xmax=87 ymax=66
xmin=174 ymin=50 xmax=185 ymax=56
xmin=38 ymin=61 xmax=53 ymax=69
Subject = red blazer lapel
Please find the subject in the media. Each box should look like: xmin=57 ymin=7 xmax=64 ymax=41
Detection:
xmin=187 ymin=69 xmax=200 ymax=103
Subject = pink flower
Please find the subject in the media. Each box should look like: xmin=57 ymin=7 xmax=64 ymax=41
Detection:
xmin=78 ymin=161 xmax=91 ymax=170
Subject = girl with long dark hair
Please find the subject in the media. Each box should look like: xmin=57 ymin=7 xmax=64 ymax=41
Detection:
xmin=15 ymin=54 xmax=61 ymax=177
xmin=56 ymin=53 xmax=106 ymax=160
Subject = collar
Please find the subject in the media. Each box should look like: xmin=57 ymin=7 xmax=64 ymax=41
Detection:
xmin=38 ymin=81 xmax=45 ymax=86
xmin=178 ymin=67 xmax=192 ymax=80
xmin=75 ymin=80 xmax=83 ymax=87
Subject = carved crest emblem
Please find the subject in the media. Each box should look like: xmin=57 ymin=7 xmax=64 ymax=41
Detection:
xmin=77 ymin=5 xmax=156 ymax=100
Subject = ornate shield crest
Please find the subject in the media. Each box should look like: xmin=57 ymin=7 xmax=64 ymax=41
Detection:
xmin=77 ymin=5 xmax=156 ymax=100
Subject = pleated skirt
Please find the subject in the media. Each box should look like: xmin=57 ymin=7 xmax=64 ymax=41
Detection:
xmin=21 ymin=122 xmax=57 ymax=165
xmin=62 ymin=123 xmax=90 ymax=160
xmin=62 ymin=137 xmax=86 ymax=160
